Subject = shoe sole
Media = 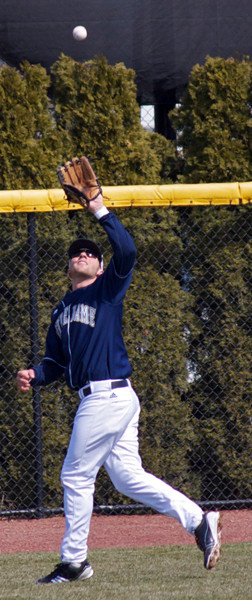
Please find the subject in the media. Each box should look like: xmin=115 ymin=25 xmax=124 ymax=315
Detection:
xmin=206 ymin=513 xmax=222 ymax=569
xmin=77 ymin=565 xmax=94 ymax=580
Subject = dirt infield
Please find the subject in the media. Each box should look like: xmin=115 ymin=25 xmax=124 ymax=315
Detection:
xmin=0 ymin=510 xmax=251 ymax=555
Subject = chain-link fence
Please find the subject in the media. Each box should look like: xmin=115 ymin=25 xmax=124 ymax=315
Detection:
xmin=0 ymin=202 xmax=251 ymax=518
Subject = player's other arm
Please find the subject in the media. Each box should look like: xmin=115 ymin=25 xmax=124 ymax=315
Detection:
xmin=17 ymin=356 xmax=65 ymax=392
xmin=17 ymin=321 xmax=65 ymax=391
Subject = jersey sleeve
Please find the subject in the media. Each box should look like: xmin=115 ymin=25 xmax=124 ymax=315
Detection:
xmin=31 ymin=319 xmax=66 ymax=386
xmin=100 ymin=211 xmax=136 ymax=275
xmin=99 ymin=211 xmax=136 ymax=303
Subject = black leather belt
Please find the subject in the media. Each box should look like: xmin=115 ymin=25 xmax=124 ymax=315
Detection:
xmin=82 ymin=379 xmax=128 ymax=397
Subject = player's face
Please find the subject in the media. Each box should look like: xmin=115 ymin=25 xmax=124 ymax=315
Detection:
xmin=68 ymin=250 xmax=102 ymax=285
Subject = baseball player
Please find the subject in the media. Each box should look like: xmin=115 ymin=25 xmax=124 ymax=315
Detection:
xmin=17 ymin=161 xmax=221 ymax=584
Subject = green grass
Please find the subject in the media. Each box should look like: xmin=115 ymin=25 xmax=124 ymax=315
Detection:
xmin=1 ymin=544 xmax=251 ymax=600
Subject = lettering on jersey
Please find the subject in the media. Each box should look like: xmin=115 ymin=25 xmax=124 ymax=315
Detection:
xmin=54 ymin=303 xmax=96 ymax=337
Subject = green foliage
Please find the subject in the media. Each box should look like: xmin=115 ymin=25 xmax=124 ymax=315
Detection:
xmin=0 ymin=53 xmax=252 ymax=512
xmin=182 ymin=206 xmax=252 ymax=499
xmin=0 ymin=54 xmax=178 ymax=190
xmin=170 ymin=55 xmax=252 ymax=182
xmin=0 ymin=62 xmax=62 ymax=188
xmin=51 ymin=54 xmax=176 ymax=184
xmin=149 ymin=132 xmax=182 ymax=182
xmin=0 ymin=213 xmax=39 ymax=509
xmin=1 ymin=205 xmax=251 ymax=510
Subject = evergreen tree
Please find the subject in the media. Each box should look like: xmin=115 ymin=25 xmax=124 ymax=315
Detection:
xmin=181 ymin=206 xmax=252 ymax=500
xmin=0 ymin=61 xmax=62 ymax=189
xmin=51 ymin=54 xmax=177 ymax=184
xmin=168 ymin=56 xmax=252 ymax=500
xmin=170 ymin=56 xmax=252 ymax=182
xmin=1 ymin=55 xmax=251 ymax=512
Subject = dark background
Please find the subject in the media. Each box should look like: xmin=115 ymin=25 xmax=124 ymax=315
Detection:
xmin=1 ymin=1 xmax=252 ymax=136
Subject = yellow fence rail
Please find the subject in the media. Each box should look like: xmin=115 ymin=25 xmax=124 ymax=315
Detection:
xmin=0 ymin=181 xmax=252 ymax=212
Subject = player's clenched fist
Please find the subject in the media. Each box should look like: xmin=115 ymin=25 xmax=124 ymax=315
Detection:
xmin=16 ymin=369 xmax=35 ymax=391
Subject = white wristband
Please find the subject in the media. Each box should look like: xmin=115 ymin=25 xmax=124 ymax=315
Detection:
xmin=94 ymin=206 xmax=109 ymax=220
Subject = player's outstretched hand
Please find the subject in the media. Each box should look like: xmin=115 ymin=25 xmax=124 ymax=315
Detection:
xmin=17 ymin=369 xmax=35 ymax=391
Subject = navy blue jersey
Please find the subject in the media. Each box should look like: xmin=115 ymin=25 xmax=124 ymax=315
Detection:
xmin=32 ymin=211 xmax=136 ymax=390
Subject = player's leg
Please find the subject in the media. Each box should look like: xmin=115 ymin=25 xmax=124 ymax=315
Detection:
xmin=37 ymin=386 xmax=139 ymax=583
xmin=104 ymin=385 xmax=221 ymax=568
xmin=104 ymin=387 xmax=202 ymax=532
xmin=60 ymin=386 xmax=139 ymax=564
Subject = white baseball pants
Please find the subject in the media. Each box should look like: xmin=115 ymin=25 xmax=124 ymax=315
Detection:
xmin=60 ymin=380 xmax=203 ymax=563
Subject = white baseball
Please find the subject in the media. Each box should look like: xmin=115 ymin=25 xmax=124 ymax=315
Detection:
xmin=73 ymin=26 xmax=87 ymax=41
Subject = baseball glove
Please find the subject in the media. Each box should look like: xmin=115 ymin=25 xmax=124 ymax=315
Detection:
xmin=58 ymin=156 xmax=102 ymax=208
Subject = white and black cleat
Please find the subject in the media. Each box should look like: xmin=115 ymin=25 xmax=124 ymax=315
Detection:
xmin=195 ymin=511 xmax=222 ymax=569
xmin=36 ymin=559 xmax=93 ymax=584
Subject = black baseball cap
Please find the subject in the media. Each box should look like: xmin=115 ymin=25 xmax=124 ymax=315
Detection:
xmin=68 ymin=238 xmax=103 ymax=265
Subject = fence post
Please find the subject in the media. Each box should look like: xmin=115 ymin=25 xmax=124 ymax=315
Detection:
xmin=27 ymin=212 xmax=44 ymax=517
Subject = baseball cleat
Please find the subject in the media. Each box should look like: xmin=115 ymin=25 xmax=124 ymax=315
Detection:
xmin=195 ymin=511 xmax=221 ymax=569
xmin=36 ymin=559 xmax=93 ymax=584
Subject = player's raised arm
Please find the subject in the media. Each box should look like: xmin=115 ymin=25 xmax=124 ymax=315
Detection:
xmin=58 ymin=156 xmax=136 ymax=276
